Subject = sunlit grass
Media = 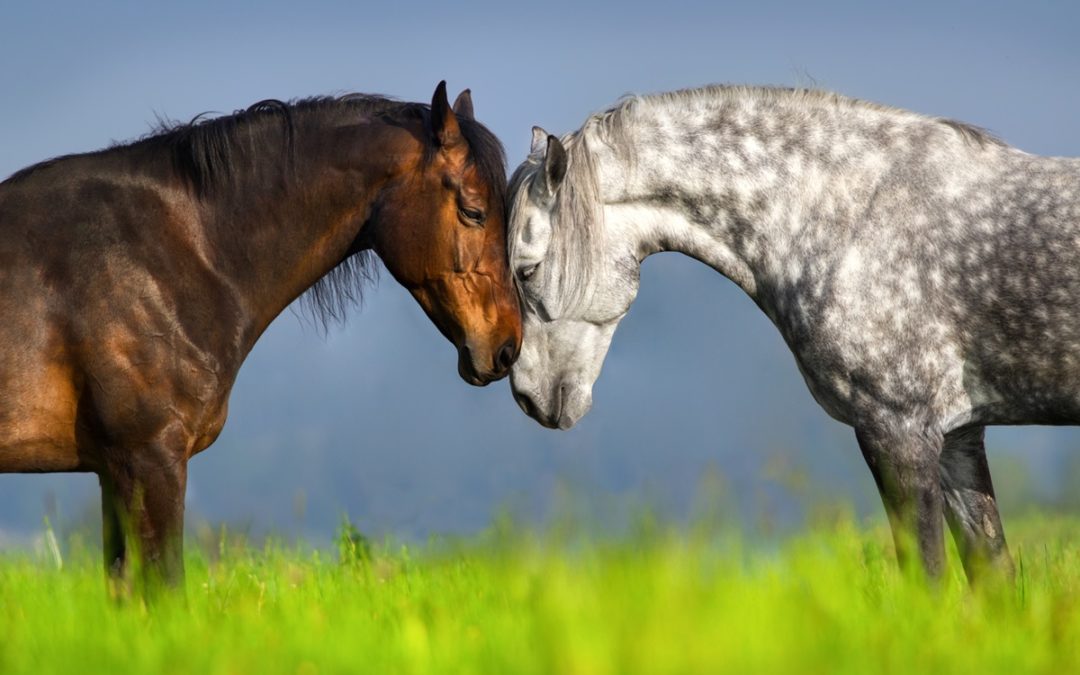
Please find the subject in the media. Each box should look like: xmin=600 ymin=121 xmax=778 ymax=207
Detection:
xmin=3 ymin=514 xmax=1080 ymax=674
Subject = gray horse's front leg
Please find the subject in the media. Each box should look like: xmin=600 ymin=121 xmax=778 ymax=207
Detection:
xmin=856 ymin=425 xmax=946 ymax=578
xmin=939 ymin=426 xmax=1014 ymax=583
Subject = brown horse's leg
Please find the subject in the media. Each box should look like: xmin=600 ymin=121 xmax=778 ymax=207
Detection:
xmin=101 ymin=454 xmax=188 ymax=595
xmin=856 ymin=425 xmax=946 ymax=579
xmin=940 ymin=426 xmax=1014 ymax=584
xmin=99 ymin=474 xmax=129 ymax=597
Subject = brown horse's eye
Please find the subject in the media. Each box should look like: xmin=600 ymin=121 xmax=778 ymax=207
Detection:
xmin=459 ymin=207 xmax=486 ymax=225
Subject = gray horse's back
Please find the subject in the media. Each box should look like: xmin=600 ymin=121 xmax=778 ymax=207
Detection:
xmin=951 ymin=153 xmax=1080 ymax=425
xmin=792 ymin=148 xmax=1080 ymax=430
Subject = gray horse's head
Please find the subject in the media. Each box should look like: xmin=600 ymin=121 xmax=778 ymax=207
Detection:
xmin=507 ymin=127 xmax=640 ymax=429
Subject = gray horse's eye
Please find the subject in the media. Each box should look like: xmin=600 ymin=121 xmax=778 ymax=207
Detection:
xmin=519 ymin=263 xmax=540 ymax=280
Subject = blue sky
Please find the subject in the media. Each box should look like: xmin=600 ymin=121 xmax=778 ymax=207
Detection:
xmin=2 ymin=1 xmax=1079 ymax=543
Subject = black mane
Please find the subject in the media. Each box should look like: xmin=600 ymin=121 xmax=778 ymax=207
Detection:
xmin=2 ymin=93 xmax=509 ymax=329
xmin=143 ymin=95 xmax=422 ymax=195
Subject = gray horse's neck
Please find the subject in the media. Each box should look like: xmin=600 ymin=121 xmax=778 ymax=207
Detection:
xmin=589 ymin=88 xmax=1012 ymax=319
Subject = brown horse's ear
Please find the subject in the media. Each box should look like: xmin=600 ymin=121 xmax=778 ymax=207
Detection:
xmin=431 ymin=80 xmax=463 ymax=149
xmin=452 ymin=89 xmax=474 ymax=121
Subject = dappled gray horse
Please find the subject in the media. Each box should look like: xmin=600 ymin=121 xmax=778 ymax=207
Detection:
xmin=507 ymin=85 xmax=1080 ymax=581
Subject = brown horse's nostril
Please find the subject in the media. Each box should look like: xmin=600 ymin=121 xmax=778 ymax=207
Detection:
xmin=495 ymin=338 xmax=519 ymax=374
xmin=458 ymin=345 xmax=481 ymax=384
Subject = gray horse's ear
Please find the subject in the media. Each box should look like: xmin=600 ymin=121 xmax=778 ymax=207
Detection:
xmin=530 ymin=126 xmax=549 ymax=155
xmin=452 ymin=89 xmax=474 ymax=120
xmin=545 ymin=135 xmax=568 ymax=189
xmin=536 ymin=134 xmax=568 ymax=197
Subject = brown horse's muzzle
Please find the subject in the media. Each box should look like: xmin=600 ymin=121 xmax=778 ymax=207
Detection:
xmin=457 ymin=336 xmax=519 ymax=386
xmin=413 ymin=271 xmax=522 ymax=386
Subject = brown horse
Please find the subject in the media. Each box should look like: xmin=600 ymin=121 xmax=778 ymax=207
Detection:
xmin=0 ymin=82 xmax=522 ymax=591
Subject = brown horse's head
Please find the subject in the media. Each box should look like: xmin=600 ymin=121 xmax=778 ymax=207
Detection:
xmin=369 ymin=82 xmax=522 ymax=385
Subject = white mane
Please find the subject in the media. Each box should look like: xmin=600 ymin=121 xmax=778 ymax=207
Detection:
xmin=508 ymin=123 xmax=605 ymax=316
xmin=508 ymin=84 xmax=1003 ymax=314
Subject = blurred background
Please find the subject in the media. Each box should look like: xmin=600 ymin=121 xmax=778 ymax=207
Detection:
xmin=2 ymin=0 xmax=1079 ymax=548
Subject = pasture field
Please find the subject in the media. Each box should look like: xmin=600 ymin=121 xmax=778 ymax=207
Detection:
xmin=3 ymin=514 xmax=1080 ymax=674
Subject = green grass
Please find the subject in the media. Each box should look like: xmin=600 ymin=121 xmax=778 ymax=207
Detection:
xmin=4 ymin=515 xmax=1080 ymax=674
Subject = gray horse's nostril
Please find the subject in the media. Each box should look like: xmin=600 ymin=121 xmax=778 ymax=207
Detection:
xmin=513 ymin=390 xmax=537 ymax=418
xmin=554 ymin=382 xmax=567 ymax=422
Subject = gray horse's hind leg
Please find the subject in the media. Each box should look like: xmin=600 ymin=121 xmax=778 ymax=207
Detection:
xmin=939 ymin=426 xmax=1014 ymax=583
xmin=856 ymin=426 xmax=946 ymax=578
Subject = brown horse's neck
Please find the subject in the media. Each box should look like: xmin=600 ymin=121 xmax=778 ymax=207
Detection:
xmin=188 ymin=115 xmax=420 ymax=353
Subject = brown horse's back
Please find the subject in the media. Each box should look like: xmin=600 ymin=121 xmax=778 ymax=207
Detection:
xmin=0 ymin=162 xmax=234 ymax=473
xmin=0 ymin=176 xmax=84 ymax=471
